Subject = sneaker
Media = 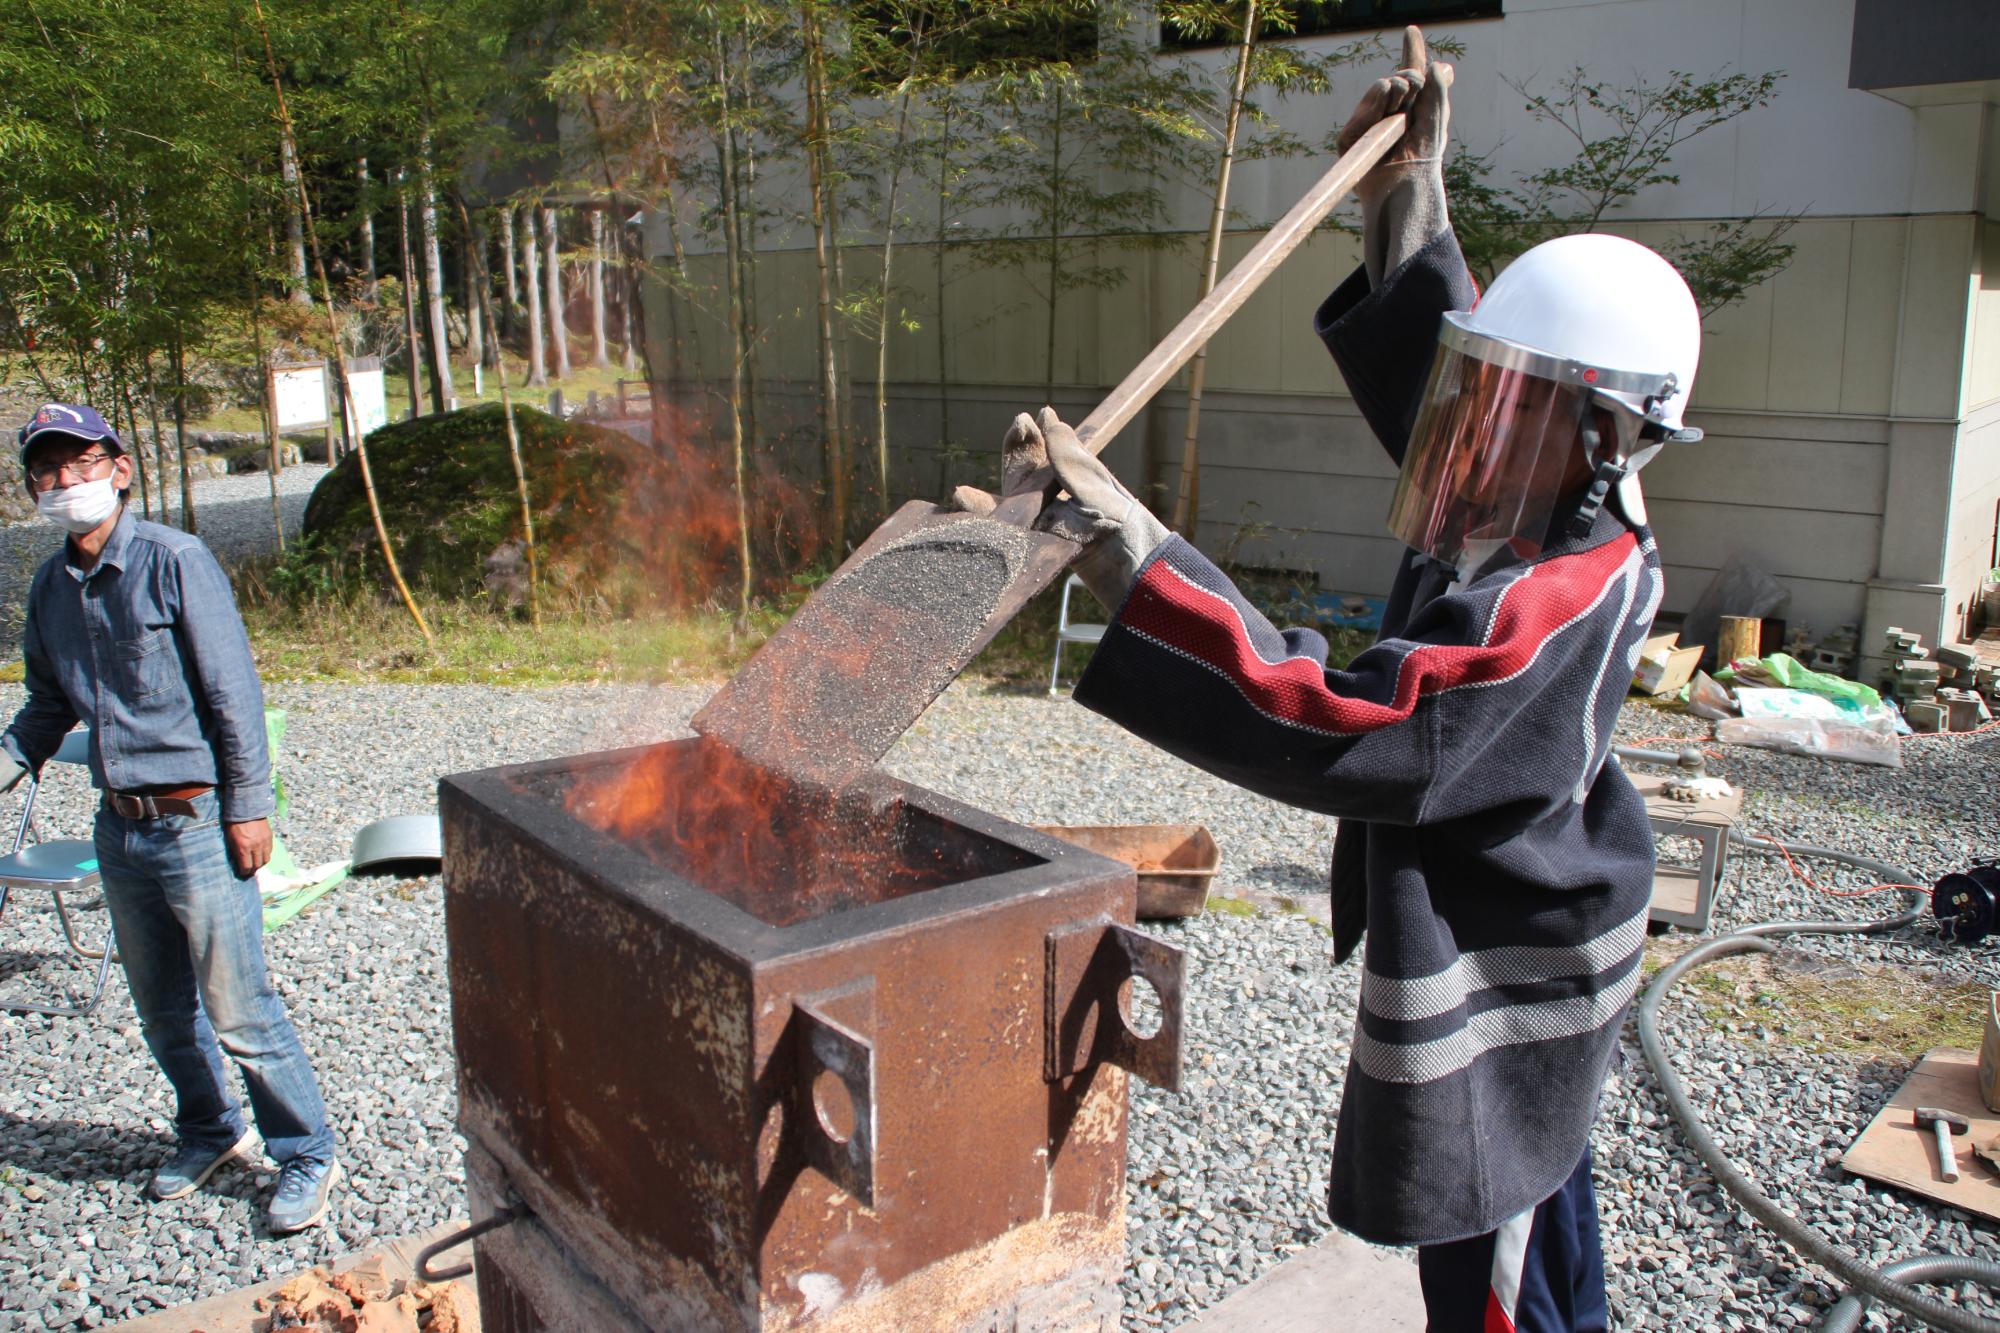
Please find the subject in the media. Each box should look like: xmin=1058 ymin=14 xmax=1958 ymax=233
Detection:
xmin=148 ymin=1129 xmax=256 ymax=1202
xmin=267 ymin=1157 xmax=341 ymax=1234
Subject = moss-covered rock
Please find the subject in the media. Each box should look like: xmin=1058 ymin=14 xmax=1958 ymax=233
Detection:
xmin=295 ymin=404 xmax=662 ymax=608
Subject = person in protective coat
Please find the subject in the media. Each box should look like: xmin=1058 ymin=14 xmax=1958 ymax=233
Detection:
xmin=1011 ymin=27 xmax=1703 ymax=1332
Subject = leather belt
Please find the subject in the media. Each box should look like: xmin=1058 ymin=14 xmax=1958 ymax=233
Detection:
xmin=107 ymin=784 xmax=213 ymax=820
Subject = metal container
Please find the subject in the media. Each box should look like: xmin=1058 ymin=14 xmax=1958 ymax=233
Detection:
xmin=1033 ymin=825 xmax=1220 ymax=920
xmin=440 ymin=737 xmax=1184 ymax=1332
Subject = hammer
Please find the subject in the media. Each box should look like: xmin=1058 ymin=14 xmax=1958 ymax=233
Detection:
xmin=1915 ymin=1107 xmax=1970 ymax=1182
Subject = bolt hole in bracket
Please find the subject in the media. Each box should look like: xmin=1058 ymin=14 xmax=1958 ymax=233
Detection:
xmin=793 ymin=985 xmax=878 ymax=1207
xmin=1045 ymin=918 xmax=1186 ymax=1092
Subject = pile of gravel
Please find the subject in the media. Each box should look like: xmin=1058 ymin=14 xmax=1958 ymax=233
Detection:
xmin=0 ymin=680 xmax=1996 ymax=1330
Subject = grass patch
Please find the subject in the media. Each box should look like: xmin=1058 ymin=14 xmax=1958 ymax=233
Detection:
xmin=1206 ymin=895 xmax=1260 ymax=918
xmin=236 ymin=593 xmax=787 ymax=685
xmin=1680 ymin=953 xmax=1989 ymax=1060
xmin=215 ymin=549 xmax=1378 ymax=691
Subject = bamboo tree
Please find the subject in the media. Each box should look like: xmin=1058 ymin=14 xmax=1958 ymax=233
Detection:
xmin=278 ymin=132 xmax=310 ymax=305
xmin=522 ymin=203 xmax=548 ymax=386
xmin=1172 ymin=0 xmax=1257 ymax=539
xmin=712 ymin=23 xmax=754 ymax=622
xmin=247 ymin=289 xmax=284 ymax=551
xmin=454 ymin=193 xmax=539 ymax=626
xmin=357 ymin=158 xmax=379 ymax=299
xmin=464 ymin=211 xmax=486 ymax=371
xmin=143 ymin=354 xmax=170 ymax=529
xmin=800 ymin=0 xmax=847 ymax=542
xmin=543 ymin=204 xmax=571 ymax=380
xmin=396 ymin=170 xmax=427 ymax=416
xmin=588 ymin=206 xmax=612 ymax=367
xmin=730 ymin=26 xmax=765 ymax=452
xmin=252 ymin=0 xmax=431 ymax=644
xmin=169 ymin=330 xmax=196 ymax=536
xmin=418 ymin=137 xmax=453 ymax=408
xmin=499 ymin=204 xmax=520 ymax=337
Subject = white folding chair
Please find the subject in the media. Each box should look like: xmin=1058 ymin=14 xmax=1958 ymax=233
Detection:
xmin=1048 ymin=574 xmax=1108 ymax=696
xmin=0 ymin=729 xmax=116 ymax=1018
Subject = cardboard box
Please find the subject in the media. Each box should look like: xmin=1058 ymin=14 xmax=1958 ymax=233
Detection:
xmin=1632 ymin=633 xmax=1704 ymax=696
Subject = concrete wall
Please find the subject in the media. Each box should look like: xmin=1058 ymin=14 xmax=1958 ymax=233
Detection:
xmin=641 ymin=0 xmax=2000 ymax=658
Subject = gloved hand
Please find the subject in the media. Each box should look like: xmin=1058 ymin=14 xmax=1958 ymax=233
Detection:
xmin=1009 ymin=407 xmax=1168 ymax=612
xmin=1335 ymin=25 xmax=1453 ymax=286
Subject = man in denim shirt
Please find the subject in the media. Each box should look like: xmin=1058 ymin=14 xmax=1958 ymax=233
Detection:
xmin=1 ymin=404 xmax=340 ymax=1233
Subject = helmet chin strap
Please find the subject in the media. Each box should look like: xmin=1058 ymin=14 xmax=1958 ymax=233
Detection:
xmin=1567 ymin=402 xmax=1627 ymax=539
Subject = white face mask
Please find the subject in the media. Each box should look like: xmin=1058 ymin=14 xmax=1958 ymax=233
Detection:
xmin=37 ymin=476 xmax=121 ymax=535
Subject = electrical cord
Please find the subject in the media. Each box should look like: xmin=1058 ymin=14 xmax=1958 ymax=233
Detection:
xmin=1635 ymin=831 xmax=2000 ymax=1332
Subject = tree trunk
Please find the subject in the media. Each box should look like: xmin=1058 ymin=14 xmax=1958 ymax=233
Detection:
xmin=170 ymin=333 xmax=197 ymax=536
xmin=455 ymin=196 xmax=540 ymax=626
xmin=464 ymin=213 xmax=485 ymax=371
xmin=933 ymin=104 xmax=954 ymax=488
xmin=473 ymin=210 xmax=501 ymax=369
xmin=396 ymin=172 xmax=426 ymax=416
xmin=358 ymin=158 xmax=378 ymax=300
xmin=418 ymin=141 xmax=454 ymax=408
xmin=735 ymin=123 xmax=764 ymax=452
xmin=588 ymin=208 xmax=612 ymax=367
xmin=874 ymin=86 xmax=914 ymax=515
xmin=802 ymin=0 xmax=847 ymax=544
xmin=114 ymin=369 xmax=151 ymax=520
xmin=1172 ymin=0 xmax=1258 ymax=539
xmin=715 ymin=29 xmax=753 ymax=623
xmin=279 ymin=135 xmax=310 ymax=305
xmin=249 ymin=291 xmax=284 ymax=551
xmin=500 ymin=205 xmax=520 ymax=338
xmin=143 ymin=354 xmax=170 ymax=528
xmin=621 ymin=257 xmax=640 ymax=373
xmin=522 ymin=204 xmax=548 ymax=387
xmin=544 ymin=206 xmax=571 ymax=380
xmin=358 ymin=157 xmax=376 ymax=300
xmin=1044 ymin=81 xmax=1063 ymax=402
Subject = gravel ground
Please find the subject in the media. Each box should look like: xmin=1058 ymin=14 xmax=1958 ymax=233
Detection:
xmin=0 ymin=467 xmax=326 ymax=637
xmin=0 ymin=674 xmax=1997 ymax=1330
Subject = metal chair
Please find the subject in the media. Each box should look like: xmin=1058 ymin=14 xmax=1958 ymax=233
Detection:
xmin=0 ymin=729 xmax=116 ymax=1018
xmin=1049 ymin=574 xmax=1108 ymax=696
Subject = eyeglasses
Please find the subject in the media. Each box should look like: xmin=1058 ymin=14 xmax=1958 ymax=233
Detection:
xmin=28 ymin=452 xmax=114 ymax=488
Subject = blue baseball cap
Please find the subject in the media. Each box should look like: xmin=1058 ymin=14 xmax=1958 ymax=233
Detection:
xmin=18 ymin=403 xmax=124 ymax=470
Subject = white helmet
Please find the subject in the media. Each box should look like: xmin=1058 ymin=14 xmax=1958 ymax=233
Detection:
xmin=1387 ymin=233 xmax=1702 ymax=566
xmin=1457 ymin=232 xmax=1702 ymax=433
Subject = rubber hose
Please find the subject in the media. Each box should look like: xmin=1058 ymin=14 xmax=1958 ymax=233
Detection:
xmin=1637 ymin=833 xmax=2000 ymax=1333
xmin=1821 ymin=1256 xmax=2000 ymax=1333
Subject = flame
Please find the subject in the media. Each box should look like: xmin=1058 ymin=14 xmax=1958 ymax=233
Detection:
xmin=562 ymin=737 xmax=979 ymax=929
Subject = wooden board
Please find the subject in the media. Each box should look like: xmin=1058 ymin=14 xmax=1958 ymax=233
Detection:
xmin=110 ymin=1219 xmax=477 ymax=1331
xmin=1841 ymin=1047 xmax=2000 ymax=1220
xmin=1178 ymin=1229 xmax=1423 ymax=1332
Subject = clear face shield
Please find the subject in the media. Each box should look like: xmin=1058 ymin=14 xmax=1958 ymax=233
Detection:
xmin=1387 ymin=313 xmax=1686 ymax=567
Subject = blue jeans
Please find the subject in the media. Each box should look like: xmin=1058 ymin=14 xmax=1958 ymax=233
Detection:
xmin=95 ymin=791 xmax=334 ymax=1166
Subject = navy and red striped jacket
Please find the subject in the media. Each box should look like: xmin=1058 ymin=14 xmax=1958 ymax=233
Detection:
xmin=1073 ymin=229 xmax=1659 ymax=1246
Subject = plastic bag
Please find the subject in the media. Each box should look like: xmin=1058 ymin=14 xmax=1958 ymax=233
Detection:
xmin=1684 ymin=669 xmax=1737 ymax=721
xmin=1716 ymin=653 xmax=1882 ymax=709
xmin=1681 ymin=558 xmax=1791 ymax=671
xmin=1715 ymin=689 xmax=1902 ymax=767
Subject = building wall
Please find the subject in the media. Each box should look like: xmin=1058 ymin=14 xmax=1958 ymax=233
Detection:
xmin=642 ymin=0 xmax=1998 ymax=657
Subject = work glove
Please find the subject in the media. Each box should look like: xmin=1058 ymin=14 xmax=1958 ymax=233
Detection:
xmin=1009 ymin=407 xmax=1168 ymax=613
xmin=1335 ymin=25 xmax=1453 ymax=287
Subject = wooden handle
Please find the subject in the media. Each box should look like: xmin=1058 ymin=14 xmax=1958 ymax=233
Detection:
xmin=1072 ymin=113 xmax=1406 ymax=455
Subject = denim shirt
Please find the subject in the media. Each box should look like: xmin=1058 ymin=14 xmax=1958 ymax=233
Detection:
xmin=2 ymin=509 xmax=274 ymax=823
